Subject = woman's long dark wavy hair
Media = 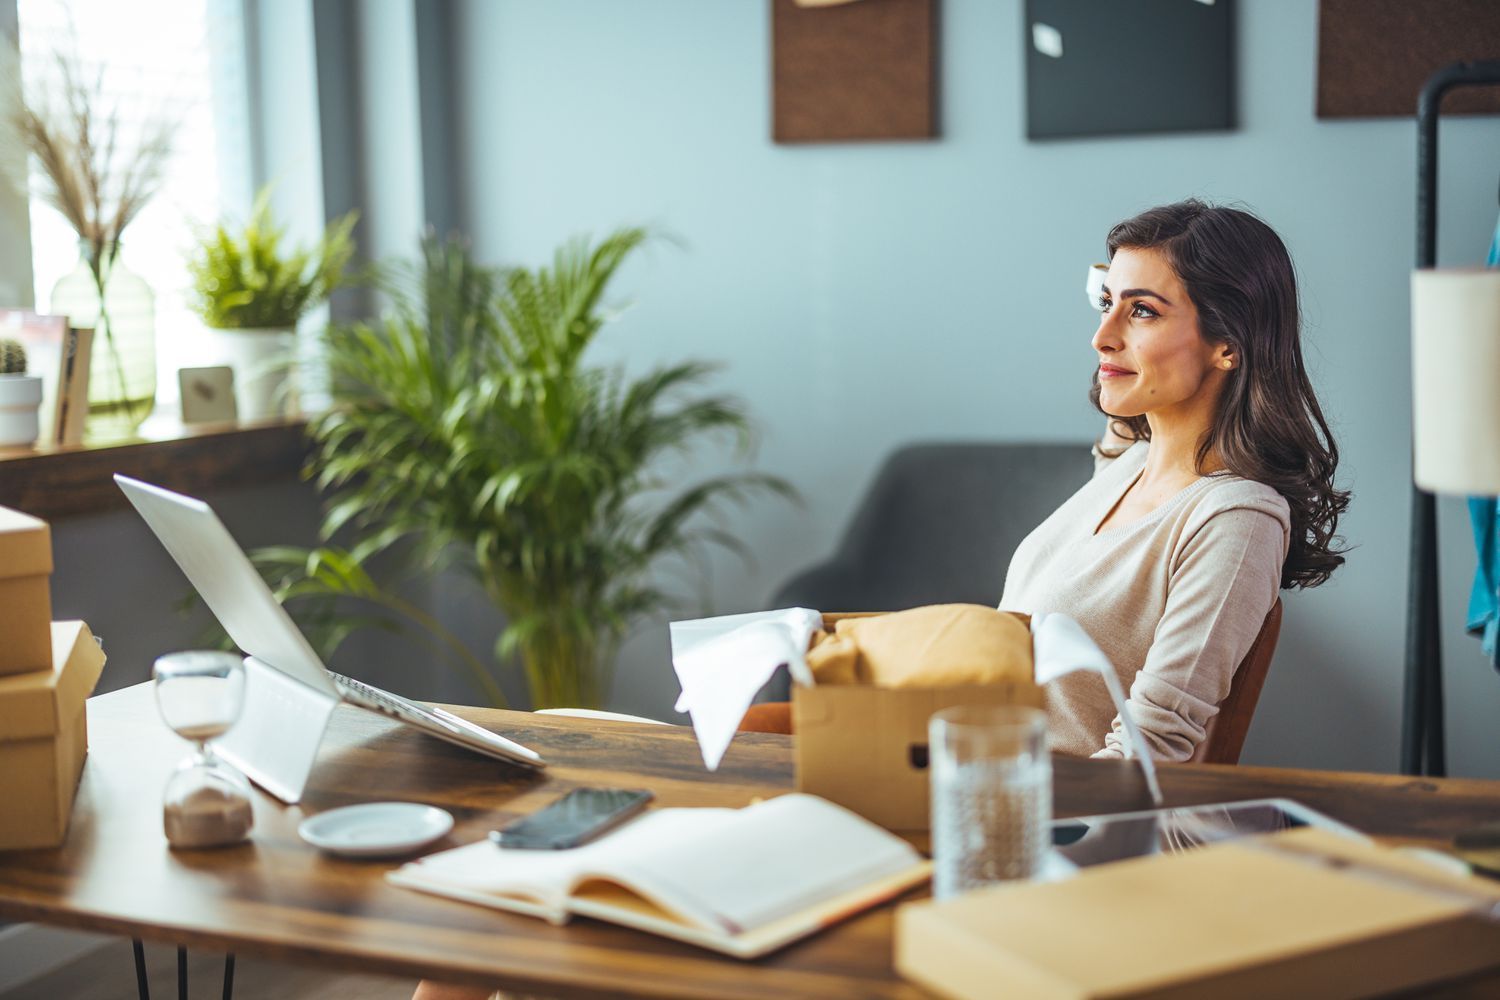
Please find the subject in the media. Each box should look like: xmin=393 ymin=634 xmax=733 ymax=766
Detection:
xmin=1090 ymin=199 xmax=1349 ymax=589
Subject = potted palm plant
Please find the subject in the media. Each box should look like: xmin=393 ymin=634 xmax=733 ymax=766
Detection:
xmin=255 ymin=229 xmax=793 ymax=708
xmin=0 ymin=340 xmax=42 ymax=447
xmin=187 ymin=192 xmax=357 ymax=420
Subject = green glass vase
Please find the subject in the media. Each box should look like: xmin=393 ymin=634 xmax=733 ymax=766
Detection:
xmin=49 ymin=242 xmax=157 ymax=441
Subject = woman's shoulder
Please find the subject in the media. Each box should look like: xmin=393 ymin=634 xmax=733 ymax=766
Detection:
xmin=1190 ymin=473 xmax=1291 ymax=535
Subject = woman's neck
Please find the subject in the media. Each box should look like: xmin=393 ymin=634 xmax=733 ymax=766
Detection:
xmin=1142 ymin=410 xmax=1221 ymax=484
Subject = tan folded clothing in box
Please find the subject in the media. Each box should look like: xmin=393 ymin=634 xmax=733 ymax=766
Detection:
xmin=806 ymin=604 xmax=1033 ymax=688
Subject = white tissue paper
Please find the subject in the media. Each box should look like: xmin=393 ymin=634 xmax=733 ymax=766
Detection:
xmin=669 ymin=607 xmax=1160 ymax=804
xmin=671 ymin=608 xmax=821 ymax=771
xmin=1029 ymin=612 xmax=1162 ymax=805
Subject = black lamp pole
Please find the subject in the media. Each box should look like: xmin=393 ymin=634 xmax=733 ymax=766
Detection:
xmin=1402 ymin=59 xmax=1500 ymax=777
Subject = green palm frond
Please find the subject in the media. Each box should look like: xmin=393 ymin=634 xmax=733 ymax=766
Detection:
xmin=265 ymin=227 xmax=794 ymax=708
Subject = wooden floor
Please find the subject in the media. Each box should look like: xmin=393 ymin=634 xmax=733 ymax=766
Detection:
xmin=0 ymin=938 xmax=417 ymax=1000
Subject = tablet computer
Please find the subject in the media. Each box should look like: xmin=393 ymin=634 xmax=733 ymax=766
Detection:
xmin=1050 ymin=798 xmax=1365 ymax=870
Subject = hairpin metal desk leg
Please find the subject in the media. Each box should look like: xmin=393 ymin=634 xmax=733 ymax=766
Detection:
xmin=130 ymin=939 xmax=233 ymax=999
xmin=131 ymin=938 xmax=150 ymax=1000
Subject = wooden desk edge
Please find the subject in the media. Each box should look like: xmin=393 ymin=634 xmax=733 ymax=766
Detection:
xmin=0 ymin=417 xmax=310 ymax=519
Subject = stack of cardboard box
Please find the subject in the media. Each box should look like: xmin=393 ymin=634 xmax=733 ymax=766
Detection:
xmin=0 ymin=506 xmax=105 ymax=850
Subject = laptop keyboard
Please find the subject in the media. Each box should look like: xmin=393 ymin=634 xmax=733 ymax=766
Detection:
xmin=331 ymin=671 xmax=437 ymax=725
xmin=329 ymin=670 xmax=542 ymax=765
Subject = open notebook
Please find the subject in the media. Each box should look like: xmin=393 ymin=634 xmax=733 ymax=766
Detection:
xmin=387 ymin=793 xmax=931 ymax=958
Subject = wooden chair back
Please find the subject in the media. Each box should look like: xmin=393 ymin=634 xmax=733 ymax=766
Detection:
xmin=1189 ymin=598 xmax=1283 ymax=765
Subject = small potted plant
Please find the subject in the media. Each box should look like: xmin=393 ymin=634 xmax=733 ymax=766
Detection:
xmin=187 ymin=192 xmax=357 ymax=420
xmin=0 ymin=339 xmax=43 ymax=447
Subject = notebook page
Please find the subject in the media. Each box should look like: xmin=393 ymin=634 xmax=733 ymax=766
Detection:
xmin=605 ymin=794 xmax=923 ymax=933
xmin=392 ymin=840 xmax=581 ymax=922
xmin=392 ymin=807 xmax=738 ymax=924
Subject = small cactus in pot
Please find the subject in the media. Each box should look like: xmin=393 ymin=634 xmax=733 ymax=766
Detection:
xmin=0 ymin=337 xmax=43 ymax=446
xmin=0 ymin=339 xmax=26 ymax=375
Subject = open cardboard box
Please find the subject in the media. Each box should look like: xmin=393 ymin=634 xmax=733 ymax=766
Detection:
xmin=793 ymin=612 xmax=1044 ymax=834
xmin=673 ymin=606 xmax=1138 ymax=836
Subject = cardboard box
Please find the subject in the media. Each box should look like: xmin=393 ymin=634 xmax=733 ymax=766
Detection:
xmin=895 ymin=827 xmax=1500 ymax=999
xmin=0 ymin=506 xmax=53 ymax=676
xmin=792 ymin=612 xmax=1044 ymax=834
xmin=0 ymin=622 xmax=106 ymax=850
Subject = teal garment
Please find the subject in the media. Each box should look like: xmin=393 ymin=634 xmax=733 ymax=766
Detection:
xmin=1470 ymin=497 xmax=1500 ymax=664
xmin=1465 ymin=212 xmax=1500 ymax=668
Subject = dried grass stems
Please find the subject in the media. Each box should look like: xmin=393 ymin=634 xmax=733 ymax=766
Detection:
xmin=6 ymin=47 xmax=174 ymax=280
xmin=2 ymin=31 xmax=176 ymax=420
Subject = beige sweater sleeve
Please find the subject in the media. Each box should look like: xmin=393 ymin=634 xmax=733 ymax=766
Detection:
xmin=1091 ymin=441 xmax=1130 ymax=476
xmin=1098 ymin=443 xmax=1122 ymax=479
xmin=1093 ymin=506 xmax=1286 ymax=762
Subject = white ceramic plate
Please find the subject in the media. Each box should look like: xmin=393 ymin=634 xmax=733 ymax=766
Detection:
xmin=298 ymin=803 xmax=454 ymax=858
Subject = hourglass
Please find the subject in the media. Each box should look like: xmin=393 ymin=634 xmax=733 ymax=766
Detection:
xmin=153 ymin=651 xmax=254 ymax=849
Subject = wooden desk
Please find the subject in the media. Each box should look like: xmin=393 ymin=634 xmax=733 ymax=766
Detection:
xmin=2 ymin=684 xmax=1500 ymax=999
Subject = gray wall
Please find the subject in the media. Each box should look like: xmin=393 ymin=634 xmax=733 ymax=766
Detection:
xmin=437 ymin=0 xmax=1500 ymax=776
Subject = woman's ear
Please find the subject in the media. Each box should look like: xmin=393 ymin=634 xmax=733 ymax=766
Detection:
xmin=1214 ymin=344 xmax=1237 ymax=371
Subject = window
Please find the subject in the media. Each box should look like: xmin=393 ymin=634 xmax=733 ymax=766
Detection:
xmin=18 ymin=0 xmax=251 ymax=407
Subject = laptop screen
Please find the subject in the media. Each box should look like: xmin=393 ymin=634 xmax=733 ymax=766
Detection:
xmin=114 ymin=475 xmax=340 ymax=699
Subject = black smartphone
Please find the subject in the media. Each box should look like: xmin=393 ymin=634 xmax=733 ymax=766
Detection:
xmin=489 ymin=787 xmax=654 ymax=850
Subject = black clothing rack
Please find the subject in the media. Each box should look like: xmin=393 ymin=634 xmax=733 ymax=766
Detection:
xmin=1402 ymin=59 xmax=1500 ymax=777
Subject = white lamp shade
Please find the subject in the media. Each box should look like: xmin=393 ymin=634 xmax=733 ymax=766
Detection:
xmin=1412 ymin=267 xmax=1500 ymax=495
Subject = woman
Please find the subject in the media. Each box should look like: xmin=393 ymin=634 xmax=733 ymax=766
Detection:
xmin=999 ymin=198 xmax=1348 ymax=762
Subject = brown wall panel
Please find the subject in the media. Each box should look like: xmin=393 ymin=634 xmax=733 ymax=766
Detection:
xmin=1318 ymin=0 xmax=1500 ymax=118
xmin=772 ymin=0 xmax=938 ymax=143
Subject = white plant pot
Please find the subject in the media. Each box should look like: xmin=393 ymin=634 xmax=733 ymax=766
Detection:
xmin=0 ymin=374 xmax=43 ymax=446
xmin=209 ymin=327 xmax=298 ymax=421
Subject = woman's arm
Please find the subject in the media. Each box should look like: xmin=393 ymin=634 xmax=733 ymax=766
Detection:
xmin=1092 ymin=506 xmax=1286 ymax=762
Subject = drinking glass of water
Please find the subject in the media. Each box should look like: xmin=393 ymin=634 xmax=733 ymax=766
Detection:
xmin=930 ymin=705 xmax=1051 ymax=899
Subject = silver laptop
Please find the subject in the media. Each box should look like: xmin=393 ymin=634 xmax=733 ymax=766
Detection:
xmin=116 ymin=475 xmax=545 ymax=793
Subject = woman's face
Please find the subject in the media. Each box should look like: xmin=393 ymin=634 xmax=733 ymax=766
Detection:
xmin=1091 ymin=246 xmax=1233 ymax=422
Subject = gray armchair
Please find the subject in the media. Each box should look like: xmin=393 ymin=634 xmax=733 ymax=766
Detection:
xmin=762 ymin=442 xmax=1093 ymax=699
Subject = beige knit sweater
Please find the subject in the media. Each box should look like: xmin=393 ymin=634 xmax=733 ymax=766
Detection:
xmin=998 ymin=441 xmax=1290 ymax=762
